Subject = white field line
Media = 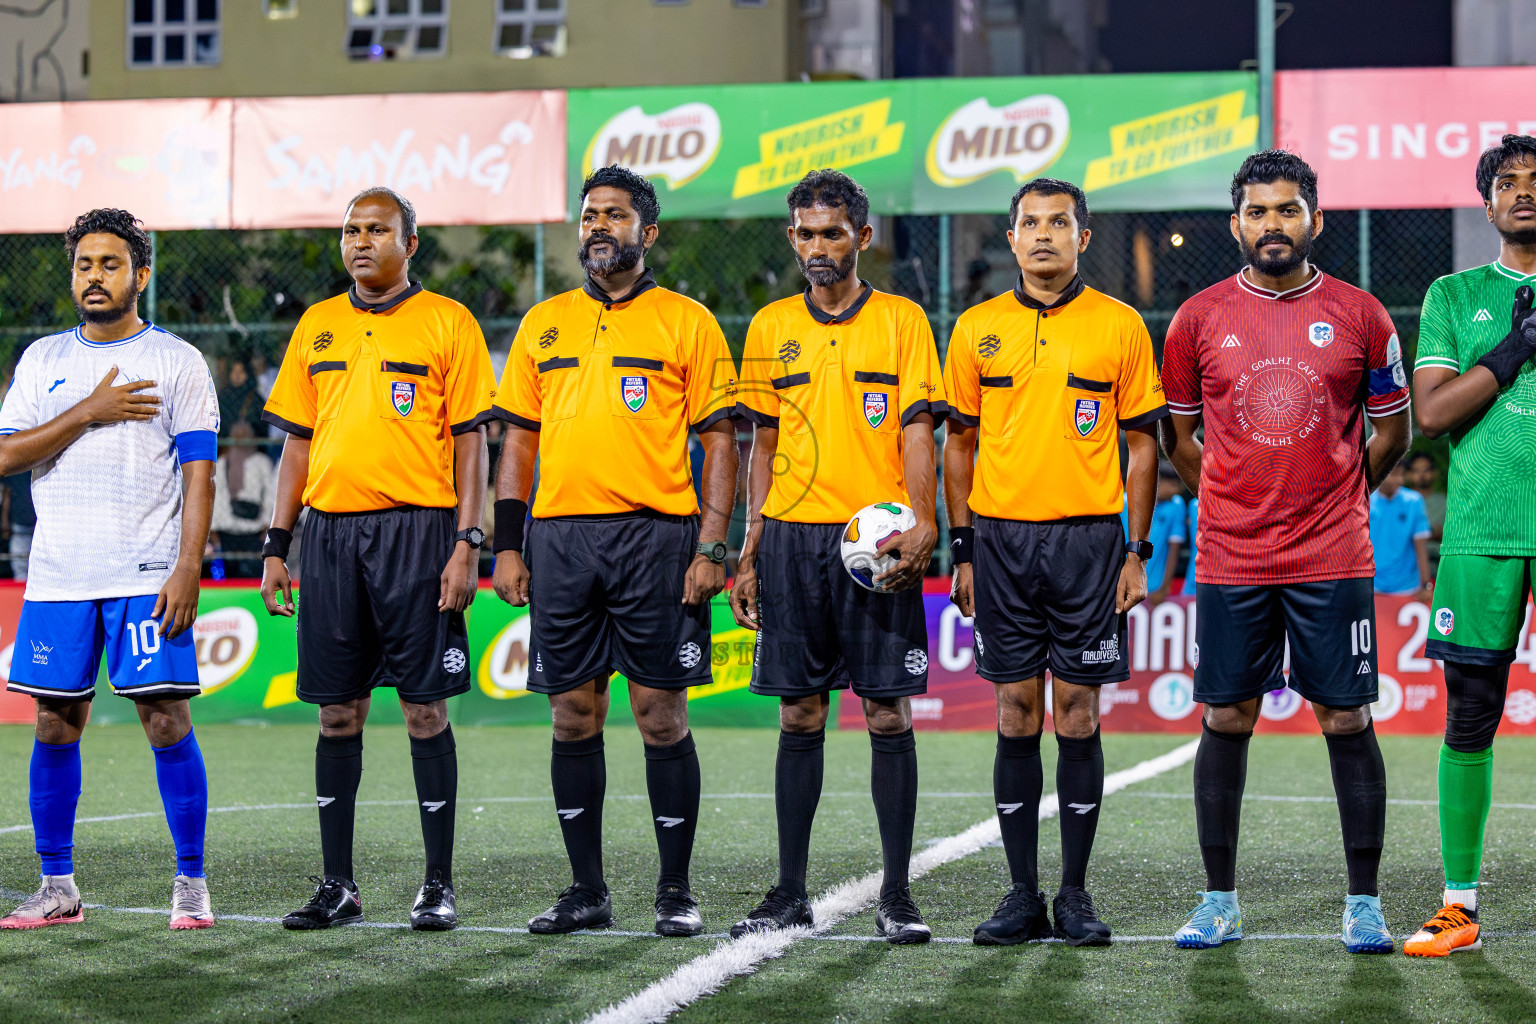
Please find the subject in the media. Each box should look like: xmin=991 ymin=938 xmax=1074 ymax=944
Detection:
xmin=580 ymin=738 xmax=1201 ymax=1024
xmin=1133 ymin=792 xmax=1536 ymax=811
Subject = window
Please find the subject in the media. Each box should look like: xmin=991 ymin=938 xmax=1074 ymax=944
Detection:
xmin=346 ymin=0 xmax=448 ymax=61
xmin=128 ymin=0 xmax=220 ymax=68
xmin=495 ymin=0 xmax=566 ymax=59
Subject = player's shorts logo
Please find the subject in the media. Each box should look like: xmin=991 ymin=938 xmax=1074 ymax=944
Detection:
xmin=313 ymin=330 xmax=334 ymax=352
xmin=978 ymin=334 xmax=1002 ymax=358
xmin=778 ymin=340 xmax=801 ymax=363
xmin=678 ymin=642 xmax=701 ymax=669
xmin=1308 ymin=321 xmax=1335 ymax=348
xmin=391 ymin=381 xmax=415 ymax=416
xmin=1435 ymin=607 xmax=1455 ymax=635
xmin=864 ymin=392 xmax=888 ymax=428
xmin=442 ymin=648 xmax=466 ymax=674
xmin=30 ymin=641 xmax=51 ymax=666
xmin=1074 ymin=398 xmax=1100 ymax=436
xmin=622 ymin=376 xmax=648 ymax=412
xmin=973 ymin=629 xmax=985 ymax=661
xmin=538 ymin=327 xmax=559 ymax=349
xmin=905 ymin=649 xmax=928 ymax=675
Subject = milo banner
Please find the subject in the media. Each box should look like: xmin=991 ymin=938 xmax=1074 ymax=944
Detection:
xmin=567 ymin=72 xmax=1259 ymax=219
xmin=0 ymin=585 xmax=1523 ymax=734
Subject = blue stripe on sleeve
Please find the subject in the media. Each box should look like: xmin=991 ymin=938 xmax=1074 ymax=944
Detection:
xmin=1368 ymin=364 xmax=1403 ymax=398
xmin=174 ymin=429 xmax=218 ymax=465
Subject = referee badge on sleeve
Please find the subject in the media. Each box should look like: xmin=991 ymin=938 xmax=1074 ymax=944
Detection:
xmin=622 ymin=375 xmax=649 ymax=412
xmin=391 ymin=381 xmax=416 ymax=416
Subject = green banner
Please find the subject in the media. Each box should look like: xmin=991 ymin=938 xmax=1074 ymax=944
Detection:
xmin=567 ymin=72 xmax=1258 ymax=220
xmin=82 ymin=587 xmax=787 ymax=728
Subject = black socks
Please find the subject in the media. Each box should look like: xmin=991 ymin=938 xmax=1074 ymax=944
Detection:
xmin=410 ymin=725 xmax=457 ymax=887
xmin=1194 ymin=722 xmax=1251 ymax=892
xmin=994 ymin=732 xmax=1043 ymax=891
xmin=870 ymin=728 xmax=918 ymax=898
xmin=775 ymin=729 xmax=825 ymax=899
xmin=1056 ymin=729 xmax=1104 ymax=891
xmin=551 ymin=733 xmax=607 ymax=889
xmin=645 ymin=732 xmax=701 ymax=891
xmin=315 ymin=732 xmax=363 ymax=882
xmin=1324 ymin=722 xmax=1387 ymax=897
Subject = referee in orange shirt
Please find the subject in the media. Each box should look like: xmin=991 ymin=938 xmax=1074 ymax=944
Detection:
xmin=945 ymin=178 xmax=1165 ymax=947
xmin=492 ymin=166 xmax=738 ymax=937
xmin=260 ymin=187 xmax=496 ymax=932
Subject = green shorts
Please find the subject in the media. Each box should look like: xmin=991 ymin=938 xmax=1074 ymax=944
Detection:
xmin=1425 ymin=554 xmax=1535 ymax=665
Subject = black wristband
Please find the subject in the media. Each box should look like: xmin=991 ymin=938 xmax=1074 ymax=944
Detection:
xmin=949 ymin=526 xmax=975 ymax=565
xmin=262 ymin=528 xmax=293 ymax=561
xmin=493 ymin=499 xmax=529 ymax=553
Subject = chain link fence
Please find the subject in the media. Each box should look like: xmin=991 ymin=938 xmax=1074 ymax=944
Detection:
xmin=0 ymin=208 xmax=1454 ymax=578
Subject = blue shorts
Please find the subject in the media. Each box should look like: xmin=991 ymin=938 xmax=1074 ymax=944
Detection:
xmin=7 ymin=596 xmax=201 ymax=701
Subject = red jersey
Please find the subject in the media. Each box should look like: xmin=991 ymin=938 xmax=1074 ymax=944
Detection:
xmin=1161 ymin=270 xmax=1409 ymax=585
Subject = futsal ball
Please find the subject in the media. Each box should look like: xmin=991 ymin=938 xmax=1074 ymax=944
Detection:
xmin=842 ymin=501 xmax=917 ymax=593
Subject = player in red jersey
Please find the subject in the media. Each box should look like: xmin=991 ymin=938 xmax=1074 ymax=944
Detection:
xmin=1160 ymin=151 xmax=1411 ymax=953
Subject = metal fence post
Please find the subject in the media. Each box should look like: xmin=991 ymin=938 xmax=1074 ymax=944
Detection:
xmin=147 ymin=230 xmax=159 ymax=322
xmin=1257 ymin=0 xmax=1275 ymax=149
xmin=937 ymin=214 xmax=952 ymax=347
xmin=1358 ymin=209 xmax=1372 ymax=295
xmin=533 ymin=223 xmax=546 ymax=305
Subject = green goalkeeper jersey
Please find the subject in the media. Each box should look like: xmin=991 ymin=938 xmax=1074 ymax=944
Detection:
xmin=1416 ymin=260 xmax=1536 ymax=556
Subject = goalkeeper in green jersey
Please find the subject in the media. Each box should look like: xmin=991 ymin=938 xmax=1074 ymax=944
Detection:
xmin=1407 ymin=133 xmax=1536 ymax=957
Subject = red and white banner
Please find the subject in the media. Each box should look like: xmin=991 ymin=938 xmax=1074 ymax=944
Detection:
xmin=230 ymin=91 xmax=566 ymax=228
xmin=838 ymin=589 xmax=1536 ymax=735
xmin=0 ymin=91 xmax=566 ymax=232
xmin=1276 ymin=66 xmax=1536 ymax=210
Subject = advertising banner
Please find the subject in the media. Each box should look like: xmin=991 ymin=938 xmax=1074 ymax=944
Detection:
xmin=230 ymin=90 xmax=567 ymax=228
xmin=1275 ymin=67 xmax=1536 ymax=210
xmin=0 ymin=98 xmax=233 ymax=232
xmin=836 ymin=591 xmax=1536 ymax=735
xmin=567 ymin=72 xmax=1258 ymax=219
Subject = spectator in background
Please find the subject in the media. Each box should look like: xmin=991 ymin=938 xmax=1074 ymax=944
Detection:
xmin=219 ymin=360 xmax=264 ymax=434
xmin=1146 ymin=464 xmax=1187 ymax=606
xmin=1403 ymin=450 xmax=1446 ymax=564
xmin=1 ymin=471 xmax=34 ymax=581
xmin=210 ymin=421 xmax=276 ymax=578
xmin=251 ymin=349 xmax=279 ymax=401
xmin=1370 ymin=457 xmax=1433 ymax=601
xmin=1179 ymin=496 xmax=1199 ymax=595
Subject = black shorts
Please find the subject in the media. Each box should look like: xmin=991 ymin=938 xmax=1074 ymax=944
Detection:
xmin=972 ymin=514 xmax=1128 ymax=685
xmin=296 ymin=506 xmax=471 ymax=706
xmin=1193 ymin=577 xmax=1378 ymax=707
xmin=750 ymin=517 xmax=928 ymax=700
xmin=525 ymin=512 xmax=712 ymax=694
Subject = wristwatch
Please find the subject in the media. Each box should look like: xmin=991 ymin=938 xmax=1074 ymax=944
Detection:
xmin=696 ymin=540 xmax=727 ymax=564
xmin=1125 ymin=540 xmax=1154 ymax=561
xmin=455 ymin=527 xmax=485 ymax=549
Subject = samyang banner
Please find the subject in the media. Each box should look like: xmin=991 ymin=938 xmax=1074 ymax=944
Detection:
xmin=0 ymin=585 xmax=1528 ymax=735
xmin=567 ymin=72 xmax=1259 ymax=219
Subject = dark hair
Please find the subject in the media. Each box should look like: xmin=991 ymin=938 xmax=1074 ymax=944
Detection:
xmin=1476 ymin=134 xmax=1536 ymax=202
xmin=581 ymin=165 xmax=661 ymax=227
xmin=64 ymin=208 xmax=153 ymax=273
xmin=1009 ymin=177 xmax=1089 ymax=231
xmin=787 ymin=169 xmax=870 ymax=231
xmin=1230 ymin=150 xmax=1319 ymax=214
xmin=1403 ymin=450 xmax=1437 ymax=471
xmin=347 ymin=186 xmax=417 ymax=238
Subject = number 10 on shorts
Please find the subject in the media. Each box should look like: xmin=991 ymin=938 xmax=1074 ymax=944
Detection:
xmin=126 ymin=619 xmax=163 ymax=657
xmin=1349 ymin=618 xmax=1372 ymax=657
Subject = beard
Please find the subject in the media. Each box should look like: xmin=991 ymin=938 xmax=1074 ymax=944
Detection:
xmin=1240 ymin=230 xmax=1313 ymax=278
xmin=74 ymin=282 xmax=140 ymax=325
xmin=796 ymin=249 xmax=856 ymax=288
xmin=578 ymin=232 xmax=645 ymax=277
xmin=1497 ymin=224 xmax=1536 ymax=247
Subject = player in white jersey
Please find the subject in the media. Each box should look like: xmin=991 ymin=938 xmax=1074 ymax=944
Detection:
xmin=0 ymin=210 xmax=219 ymax=931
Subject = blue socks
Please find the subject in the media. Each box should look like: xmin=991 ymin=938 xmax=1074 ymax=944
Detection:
xmin=152 ymin=730 xmax=208 ymax=879
xmin=30 ymin=738 xmax=82 ymax=876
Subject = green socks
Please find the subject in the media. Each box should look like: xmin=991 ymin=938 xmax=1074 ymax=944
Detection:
xmin=1438 ymin=744 xmax=1494 ymax=889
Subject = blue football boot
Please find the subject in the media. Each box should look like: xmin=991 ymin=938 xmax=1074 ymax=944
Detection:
xmin=1342 ymin=894 xmax=1393 ymax=954
xmin=1174 ymin=890 xmax=1243 ymax=949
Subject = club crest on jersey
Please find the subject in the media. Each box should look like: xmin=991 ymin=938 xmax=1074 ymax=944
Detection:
xmin=978 ymin=334 xmax=1002 ymax=358
xmin=778 ymin=340 xmax=801 ymax=362
xmin=864 ymin=392 xmax=888 ymax=428
xmin=313 ymin=330 xmax=334 ymax=352
xmin=1074 ymin=398 xmax=1100 ymax=436
xmin=622 ymin=375 xmax=648 ymax=412
xmin=1308 ymin=321 xmax=1335 ymax=348
xmin=391 ymin=381 xmax=415 ymax=416
xmin=1435 ymin=607 xmax=1454 ymax=636
xmin=538 ymin=327 xmax=559 ymax=349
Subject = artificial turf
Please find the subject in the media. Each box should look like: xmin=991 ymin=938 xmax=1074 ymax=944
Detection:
xmin=0 ymin=724 xmax=1531 ymax=1023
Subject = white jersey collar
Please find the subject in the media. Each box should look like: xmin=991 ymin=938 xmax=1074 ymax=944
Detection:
xmin=1235 ymin=267 xmax=1325 ymax=301
xmin=73 ymin=321 xmax=157 ymax=348
xmin=1491 ymin=260 xmax=1536 ymax=282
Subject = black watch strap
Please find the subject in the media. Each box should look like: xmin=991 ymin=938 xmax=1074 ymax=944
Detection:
xmin=455 ymin=527 xmax=485 ymax=549
xmin=1126 ymin=539 xmax=1154 ymax=561
xmin=696 ymin=540 xmax=726 ymax=564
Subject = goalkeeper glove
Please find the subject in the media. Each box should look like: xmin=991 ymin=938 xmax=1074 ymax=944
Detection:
xmin=1477 ymin=284 xmax=1536 ymax=388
